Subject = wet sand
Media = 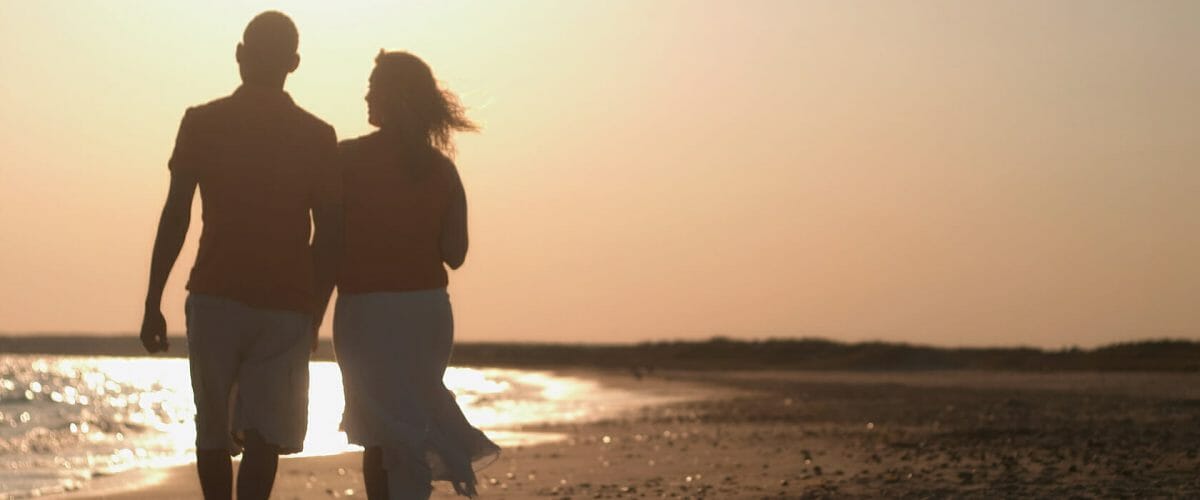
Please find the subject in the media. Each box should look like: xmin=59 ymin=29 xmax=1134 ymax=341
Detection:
xmin=70 ymin=370 xmax=1200 ymax=499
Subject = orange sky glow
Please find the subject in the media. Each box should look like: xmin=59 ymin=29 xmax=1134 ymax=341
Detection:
xmin=1 ymin=1 xmax=1197 ymax=347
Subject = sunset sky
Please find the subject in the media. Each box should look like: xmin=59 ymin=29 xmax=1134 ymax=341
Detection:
xmin=1 ymin=1 xmax=1197 ymax=347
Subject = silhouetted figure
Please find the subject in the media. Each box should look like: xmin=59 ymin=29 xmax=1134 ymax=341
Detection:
xmin=139 ymin=11 xmax=341 ymax=500
xmin=328 ymin=51 xmax=497 ymax=499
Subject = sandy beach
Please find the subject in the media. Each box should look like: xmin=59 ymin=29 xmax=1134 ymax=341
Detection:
xmin=67 ymin=369 xmax=1200 ymax=499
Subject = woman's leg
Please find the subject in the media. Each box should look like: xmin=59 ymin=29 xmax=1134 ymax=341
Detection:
xmin=341 ymin=291 xmax=448 ymax=500
xmin=417 ymin=294 xmax=455 ymax=414
xmin=404 ymin=293 xmax=452 ymax=498
xmin=362 ymin=447 xmax=388 ymax=499
xmin=365 ymin=446 xmax=433 ymax=500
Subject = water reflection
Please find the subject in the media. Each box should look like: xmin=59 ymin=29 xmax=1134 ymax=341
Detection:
xmin=0 ymin=355 xmax=652 ymax=497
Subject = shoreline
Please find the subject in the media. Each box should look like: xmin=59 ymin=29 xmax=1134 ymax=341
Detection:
xmin=60 ymin=369 xmax=727 ymax=499
xmin=64 ymin=369 xmax=1200 ymax=498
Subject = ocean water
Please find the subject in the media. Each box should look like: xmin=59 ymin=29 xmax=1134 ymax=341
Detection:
xmin=0 ymin=355 xmax=661 ymax=498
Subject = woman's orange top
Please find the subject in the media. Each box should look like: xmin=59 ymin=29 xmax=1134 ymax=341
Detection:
xmin=338 ymin=133 xmax=457 ymax=294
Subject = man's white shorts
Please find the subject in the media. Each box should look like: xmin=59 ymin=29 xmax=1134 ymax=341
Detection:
xmin=185 ymin=293 xmax=310 ymax=455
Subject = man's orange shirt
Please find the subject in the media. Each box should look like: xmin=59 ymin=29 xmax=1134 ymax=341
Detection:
xmin=338 ymin=133 xmax=456 ymax=294
xmin=169 ymin=85 xmax=339 ymax=314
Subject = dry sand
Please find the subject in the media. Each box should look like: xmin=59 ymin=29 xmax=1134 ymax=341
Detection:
xmin=67 ymin=369 xmax=1200 ymax=499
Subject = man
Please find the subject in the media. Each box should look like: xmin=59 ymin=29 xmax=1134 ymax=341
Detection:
xmin=139 ymin=11 xmax=341 ymax=500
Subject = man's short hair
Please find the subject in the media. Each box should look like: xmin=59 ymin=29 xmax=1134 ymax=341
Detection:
xmin=242 ymin=11 xmax=298 ymax=61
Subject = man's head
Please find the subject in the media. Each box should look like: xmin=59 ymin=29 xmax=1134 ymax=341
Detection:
xmin=236 ymin=11 xmax=299 ymax=86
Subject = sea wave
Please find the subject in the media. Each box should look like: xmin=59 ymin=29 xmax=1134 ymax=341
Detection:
xmin=0 ymin=355 xmax=657 ymax=498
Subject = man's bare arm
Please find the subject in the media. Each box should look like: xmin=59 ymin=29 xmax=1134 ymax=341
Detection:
xmin=140 ymin=172 xmax=197 ymax=353
xmin=310 ymin=203 xmax=344 ymax=350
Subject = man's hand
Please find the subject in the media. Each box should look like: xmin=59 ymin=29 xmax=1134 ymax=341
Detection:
xmin=310 ymin=324 xmax=321 ymax=353
xmin=141 ymin=170 xmax=195 ymax=355
xmin=140 ymin=308 xmax=170 ymax=353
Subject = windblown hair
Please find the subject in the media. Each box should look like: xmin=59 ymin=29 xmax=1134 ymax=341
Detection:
xmin=372 ymin=51 xmax=478 ymax=157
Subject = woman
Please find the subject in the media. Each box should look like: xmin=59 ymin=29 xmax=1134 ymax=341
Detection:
xmin=334 ymin=50 xmax=498 ymax=499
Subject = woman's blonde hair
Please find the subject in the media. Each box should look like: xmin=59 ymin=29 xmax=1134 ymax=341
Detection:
xmin=372 ymin=50 xmax=478 ymax=157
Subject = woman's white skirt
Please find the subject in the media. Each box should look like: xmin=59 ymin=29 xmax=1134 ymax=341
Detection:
xmin=334 ymin=289 xmax=499 ymax=498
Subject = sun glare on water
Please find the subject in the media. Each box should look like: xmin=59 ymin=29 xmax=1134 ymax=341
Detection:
xmin=0 ymin=355 xmax=662 ymax=496
xmin=1 ymin=356 xmax=635 ymax=465
xmin=76 ymin=358 xmax=602 ymax=457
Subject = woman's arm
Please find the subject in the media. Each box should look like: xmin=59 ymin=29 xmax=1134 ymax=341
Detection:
xmin=440 ymin=163 xmax=468 ymax=270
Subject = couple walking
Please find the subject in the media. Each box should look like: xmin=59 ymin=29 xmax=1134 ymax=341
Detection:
xmin=139 ymin=11 xmax=498 ymax=500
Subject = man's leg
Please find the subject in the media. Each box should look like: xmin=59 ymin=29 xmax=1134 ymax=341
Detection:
xmin=196 ymin=450 xmax=232 ymax=500
xmin=233 ymin=307 xmax=311 ymax=498
xmin=185 ymin=294 xmax=245 ymax=500
xmin=236 ymin=430 xmax=279 ymax=500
